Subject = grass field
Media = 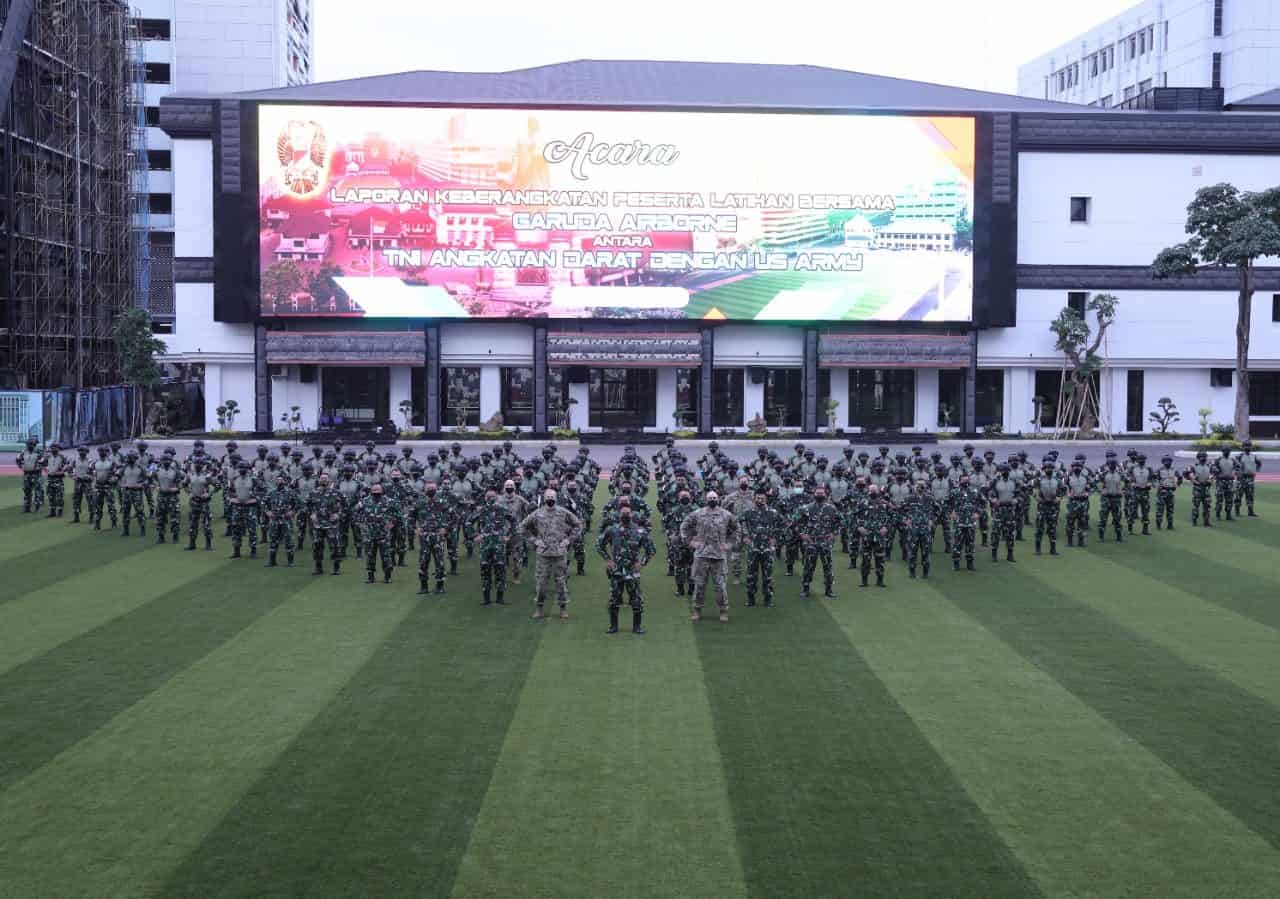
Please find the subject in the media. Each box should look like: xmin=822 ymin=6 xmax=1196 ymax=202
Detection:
xmin=2 ymin=475 xmax=1280 ymax=898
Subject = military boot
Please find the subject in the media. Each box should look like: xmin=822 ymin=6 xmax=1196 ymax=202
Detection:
xmin=333 ymin=560 xmax=341 ymax=575
xmin=876 ymin=574 xmax=885 ymax=588
xmin=824 ymin=585 xmax=836 ymax=597
xmin=384 ymin=571 xmax=392 ymax=584
xmin=1006 ymin=547 xmax=1016 ymax=562
xmin=315 ymin=562 xmax=325 ymax=576
xmin=156 ymin=533 xmax=165 ymax=544
xmin=908 ymin=567 xmax=916 ymax=578
xmin=1034 ymin=540 xmax=1041 ymax=555
xmin=576 ymin=562 xmax=585 ymax=576
xmin=745 ymin=594 xmax=756 ymax=607
xmin=230 ymin=546 xmax=240 ymax=559
xmin=532 ymin=603 xmax=545 ymax=620
xmin=632 ymin=611 xmax=645 ymax=635
xmin=398 ymin=552 xmax=406 ymax=567
xmin=966 ymin=558 xmax=975 ymax=571
xmin=450 ymin=559 xmax=458 ymax=576
xmin=1049 ymin=542 xmax=1058 ymax=556
xmin=249 ymin=547 xmax=257 ymax=558
xmin=266 ymin=552 xmax=278 ymax=567
xmin=991 ymin=546 xmax=998 ymax=561
xmin=205 ymin=537 xmax=213 ymax=551
xmin=366 ymin=571 xmax=375 ymax=584
xmin=919 ymin=564 xmax=929 ymax=581
xmin=953 ymin=558 xmax=961 ymax=571
xmin=417 ymin=576 xmax=430 ymax=595
xmin=287 ymin=553 xmax=295 ymax=567
xmin=482 ymin=589 xmax=491 ymax=606
xmin=496 ymin=590 xmax=505 ymax=605
xmin=1142 ymin=524 xmax=1150 ymax=535
xmin=185 ymin=539 xmax=197 ymax=551
xmin=860 ymin=573 xmax=869 ymax=587
xmin=434 ymin=582 xmax=445 ymax=595
xmin=607 ymin=607 xmax=619 ymax=634
xmin=800 ymin=584 xmax=811 ymax=597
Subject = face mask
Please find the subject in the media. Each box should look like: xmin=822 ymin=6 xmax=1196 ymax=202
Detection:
xmin=794 ymin=487 xmax=804 ymax=495
xmin=426 ymin=489 xmax=437 ymax=496
xmin=505 ymin=487 xmax=514 ymax=493
xmin=707 ymin=499 xmax=719 ymax=507
xmin=679 ymin=496 xmax=690 ymax=505
xmin=620 ymin=514 xmax=632 ymax=525
xmin=815 ymin=495 xmax=826 ymax=502
xmin=545 ymin=498 xmax=556 ymax=507
xmin=622 ymin=488 xmax=632 ymax=495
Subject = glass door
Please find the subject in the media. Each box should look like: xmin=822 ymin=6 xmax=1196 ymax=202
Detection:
xmin=588 ymin=368 xmax=657 ymax=429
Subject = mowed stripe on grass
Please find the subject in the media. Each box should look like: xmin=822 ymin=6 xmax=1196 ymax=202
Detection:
xmin=827 ymin=571 xmax=1280 ymax=897
xmin=162 ymin=592 xmax=544 ymax=899
xmin=696 ymin=597 xmax=1040 ymax=899
xmin=450 ymin=562 xmax=748 ymax=899
xmin=0 ymin=578 xmax=417 ymax=899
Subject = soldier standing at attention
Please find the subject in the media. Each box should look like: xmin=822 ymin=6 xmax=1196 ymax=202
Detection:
xmin=310 ymin=474 xmax=344 ymax=576
xmin=949 ymin=475 xmax=982 ymax=571
xmin=70 ymin=445 xmax=93 ymax=523
xmin=1234 ymin=439 xmax=1261 ymax=517
xmin=1097 ymin=456 xmax=1127 ymax=542
xmin=118 ymin=450 xmax=150 ymax=538
xmin=335 ymin=465 xmax=363 ymax=559
xmin=16 ymin=437 xmax=44 ymax=513
xmin=1211 ymin=446 xmax=1237 ymax=521
xmin=263 ymin=472 xmax=300 ymax=567
xmin=466 ymin=488 xmax=516 ymax=606
xmin=135 ymin=440 xmax=156 ymax=519
xmin=153 ymin=452 xmax=184 ymax=544
xmin=664 ymin=490 xmax=697 ymax=596
xmin=1129 ymin=453 xmax=1155 ymax=535
xmin=184 ymin=458 xmax=217 ymax=551
xmin=681 ymin=490 xmax=738 ymax=623
xmin=886 ymin=468 xmax=913 ymax=561
xmin=227 ymin=461 xmax=262 ymax=558
xmin=929 ymin=463 xmax=953 ymax=555
xmin=1186 ymin=451 xmax=1215 ymax=527
xmin=356 ymin=482 xmax=396 ymax=584
xmin=798 ymin=486 xmax=842 ymax=597
xmin=90 ymin=445 xmax=118 ymax=529
xmin=596 ymin=505 xmax=656 ymax=635
xmin=901 ymin=482 xmax=935 ymax=579
xmin=858 ymin=484 xmax=891 ymax=587
xmin=413 ymin=482 xmax=451 ymax=594
xmin=1032 ymin=461 xmax=1066 ymax=555
xmin=1154 ymin=455 xmax=1182 ymax=530
xmin=1064 ymin=461 xmax=1093 ymax=547
xmin=495 ymin=479 xmax=532 ymax=583
xmin=1007 ymin=455 xmax=1029 ymax=541
xmin=988 ymin=463 xmax=1019 ymax=562
xmin=294 ymin=463 xmax=319 ymax=551
xmin=520 ymin=489 xmax=583 ymax=621
xmin=740 ymin=488 xmax=781 ymax=608
xmin=724 ymin=475 xmax=756 ymax=585
xmin=43 ymin=442 xmax=70 ymax=518
xmin=561 ymin=479 xmax=591 ymax=576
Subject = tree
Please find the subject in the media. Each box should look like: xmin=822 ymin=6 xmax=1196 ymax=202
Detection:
xmin=113 ymin=307 xmax=166 ymax=391
xmin=307 ymin=264 xmax=347 ymax=310
xmin=262 ymin=260 xmax=304 ymax=310
xmin=1048 ymin=292 xmax=1118 ymax=435
xmin=1152 ymin=183 xmax=1280 ymax=439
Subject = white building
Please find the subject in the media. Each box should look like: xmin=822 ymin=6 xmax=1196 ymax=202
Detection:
xmin=157 ymin=60 xmax=1280 ymax=439
xmin=133 ymin=0 xmax=313 ymax=325
xmin=1017 ymin=0 xmax=1280 ymax=108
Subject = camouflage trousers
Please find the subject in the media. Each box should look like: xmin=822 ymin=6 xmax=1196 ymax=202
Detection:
xmin=952 ymin=523 xmax=976 ymax=565
xmin=267 ymin=519 xmax=295 ymax=555
xmin=294 ymin=511 xmax=309 ymax=550
xmin=21 ymin=472 xmax=44 ymax=511
xmin=905 ymin=530 xmax=932 ymax=575
xmin=534 ymin=555 xmax=570 ymax=607
xmin=188 ymin=498 xmax=213 ymax=546
xmin=783 ymin=536 xmax=801 ymax=574
xmin=364 ymin=534 xmax=393 ymax=577
xmin=312 ymin=527 xmax=340 ymax=568
xmin=801 ymin=544 xmax=835 ymax=591
xmin=339 ymin=511 xmax=362 ymax=557
xmin=1036 ymin=502 xmax=1060 ymax=549
xmin=91 ymin=483 xmax=117 ymax=527
xmin=418 ymin=535 xmax=447 ymax=587
xmin=933 ymin=507 xmax=952 ymax=553
xmin=72 ymin=478 xmax=91 ymax=519
xmin=691 ymin=556 xmax=729 ymax=611
xmin=993 ymin=505 xmax=1018 ymax=552
xmin=507 ymin=534 xmax=528 ymax=576
xmin=1155 ymin=487 xmax=1177 ymax=528
xmin=1235 ymin=474 xmax=1255 ymax=516
xmin=46 ymin=476 xmax=65 ymax=515
xmin=1191 ymin=484 xmax=1212 ymax=524
xmin=477 ymin=543 xmax=508 ymax=597
xmin=1214 ymin=480 xmax=1235 ymax=519
xmin=669 ymin=539 xmax=693 ymax=594
xmin=860 ymin=535 xmax=887 ymax=582
xmin=1066 ymin=498 xmax=1089 ymax=541
xmin=156 ymin=492 xmax=182 ymax=540
xmin=1122 ymin=487 xmax=1135 ymax=526
xmin=121 ymin=487 xmax=146 ymax=533
xmin=608 ymin=572 xmax=644 ymax=611
xmin=1127 ymin=488 xmax=1151 ymax=528
xmin=744 ymin=547 xmax=774 ymax=604
xmin=1098 ymin=495 xmax=1124 ymax=538
xmin=230 ymin=504 xmax=260 ymax=551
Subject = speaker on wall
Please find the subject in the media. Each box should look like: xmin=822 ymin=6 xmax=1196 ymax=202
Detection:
xmin=568 ymin=366 xmax=589 ymax=383
xmin=299 ymin=364 xmax=316 ymax=383
xmin=749 ymin=366 xmax=766 ymax=385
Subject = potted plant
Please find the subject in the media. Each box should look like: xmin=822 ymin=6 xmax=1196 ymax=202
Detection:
xmin=824 ymin=397 xmax=840 ymax=433
xmin=398 ymin=399 xmax=414 ymax=432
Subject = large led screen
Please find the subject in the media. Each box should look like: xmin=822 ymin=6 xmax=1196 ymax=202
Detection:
xmin=258 ymin=104 xmax=975 ymax=321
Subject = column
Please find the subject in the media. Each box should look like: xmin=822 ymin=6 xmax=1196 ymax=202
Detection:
xmin=424 ymin=323 xmax=440 ymax=434
xmin=828 ymin=368 xmax=850 ymax=430
xmin=204 ymin=363 xmax=223 ymax=432
xmin=964 ymin=332 xmax=978 ymax=434
xmin=698 ymin=328 xmax=714 ymax=435
xmin=479 ymin=365 xmax=502 ymax=426
xmin=533 ymin=325 xmax=548 ymax=433
xmin=389 ymin=365 xmax=413 ymax=432
xmin=744 ymin=371 xmax=763 ymax=429
xmin=915 ymin=368 xmax=940 ymax=434
xmin=802 ymin=328 xmax=818 ymax=433
xmin=654 ymin=367 xmax=676 ymax=433
xmin=254 ymin=324 xmax=270 ymax=433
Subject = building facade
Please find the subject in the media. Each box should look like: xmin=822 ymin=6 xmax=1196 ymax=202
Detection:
xmin=159 ymin=60 xmax=1280 ymax=437
xmin=132 ymin=0 xmax=313 ymax=325
xmin=1017 ymin=0 xmax=1280 ymax=108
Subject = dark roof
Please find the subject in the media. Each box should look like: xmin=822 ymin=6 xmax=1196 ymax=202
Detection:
xmin=201 ymin=59 xmax=1106 ymax=114
xmin=1230 ymin=87 xmax=1280 ymax=109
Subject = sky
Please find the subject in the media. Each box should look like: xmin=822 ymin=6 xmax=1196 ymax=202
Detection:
xmin=313 ymin=0 xmax=1138 ymax=96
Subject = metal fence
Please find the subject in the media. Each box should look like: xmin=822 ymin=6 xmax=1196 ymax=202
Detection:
xmin=0 ymin=386 xmax=142 ymax=448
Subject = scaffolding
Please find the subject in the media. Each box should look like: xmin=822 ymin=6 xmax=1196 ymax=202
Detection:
xmin=0 ymin=0 xmax=137 ymax=388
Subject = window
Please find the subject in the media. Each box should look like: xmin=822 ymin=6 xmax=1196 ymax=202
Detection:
xmin=938 ymin=369 xmax=965 ymax=429
xmin=147 ymin=193 xmax=172 ymax=214
xmin=146 ymin=149 xmax=171 ymax=171
xmin=1099 ymin=94 xmax=1112 ymax=108
xmin=143 ymin=62 xmax=170 ymax=84
xmin=1067 ymin=291 xmax=1088 ymax=315
xmin=1139 ymin=78 xmax=1152 ymax=94
xmin=674 ymin=367 xmax=699 ymax=429
xmin=849 ymin=369 xmax=915 ymax=430
xmin=1272 ymin=294 xmax=1280 ymax=322
xmin=1164 ymin=21 xmax=1169 ymax=49
xmin=1070 ymin=196 xmax=1091 ymax=223
xmin=442 ymin=366 xmax=480 ymax=427
xmin=1249 ymin=372 xmax=1280 ymax=415
xmin=1123 ymin=84 xmax=1137 ymax=101
xmin=1147 ymin=25 xmax=1154 ymax=48
xmin=588 ymin=368 xmax=656 ymax=429
xmin=1212 ymin=52 xmax=1222 ymax=89
xmin=976 ymin=369 xmax=1004 ymax=428
xmin=1210 ymin=367 xmax=1233 ymax=388
xmin=144 ymin=106 xmax=160 ymax=127
xmin=500 ymin=367 xmax=533 ymax=428
xmin=712 ymin=368 xmax=744 ymax=428
xmin=1213 ymin=0 xmax=1223 ymax=37
xmin=1126 ymin=369 xmax=1145 ymax=432
xmin=1090 ymin=54 xmax=1098 ymax=78
xmin=1138 ymin=30 xmax=1145 ymax=55
xmin=133 ymin=17 xmax=170 ymax=40
xmin=763 ymin=369 xmax=802 ymax=428
xmin=547 ymin=367 xmax=568 ymax=423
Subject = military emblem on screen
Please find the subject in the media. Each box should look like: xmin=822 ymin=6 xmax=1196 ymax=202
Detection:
xmin=275 ymin=119 xmax=329 ymax=197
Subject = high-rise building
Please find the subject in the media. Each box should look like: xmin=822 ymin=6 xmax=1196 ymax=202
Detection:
xmin=0 ymin=0 xmax=138 ymax=389
xmin=1017 ymin=0 xmax=1280 ymax=109
xmin=131 ymin=0 xmax=313 ymax=327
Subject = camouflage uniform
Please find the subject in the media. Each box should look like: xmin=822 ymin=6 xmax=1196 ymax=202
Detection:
xmin=70 ymin=450 xmax=93 ymax=522
xmin=1234 ymin=448 xmax=1261 ymax=516
xmin=413 ymin=492 xmax=452 ymax=592
xmin=858 ymin=494 xmax=892 ymax=586
xmin=1127 ymin=462 xmax=1154 ymax=534
xmin=902 ymin=491 xmax=935 ymax=578
xmin=949 ymin=484 xmax=983 ymax=570
xmin=596 ymin=520 xmax=657 ymax=632
xmin=560 ymin=486 xmax=591 ymax=575
xmin=1064 ymin=469 xmax=1093 ymax=546
xmin=1155 ymin=463 xmax=1182 ymax=530
xmin=90 ymin=451 xmax=118 ymax=529
xmin=227 ymin=470 xmax=262 ymax=556
xmin=739 ymin=502 xmax=782 ymax=606
xmin=1032 ymin=471 xmax=1065 ymax=554
xmin=723 ymin=486 xmax=756 ymax=583
xmin=16 ymin=444 xmax=45 ymax=512
xmin=335 ymin=473 xmax=363 ymax=557
xmin=356 ymin=493 xmax=397 ymax=581
xmin=263 ymin=482 xmax=301 ymax=565
xmin=41 ymin=448 xmax=69 ymax=517
xmin=153 ymin=462 xmax=184 ymax=543
xmin=1186 ymin=458 xmax=1215 ymax=526
xmin=663 ymin=499 xmax=697 ymax=595
xmin=886 ymin=477 xmax=913 ymax=560
xmin=680 ymin=504 xmax=738 ymax=618
xmin=988 ymin=474 xmax=1019 ymax=560
xmin=1097 ymin=467 xmax=1126 ymax=541
xmin=310 ymin=487 xmax=345 ymax=574
xmin=466 ymin=499 xmax=516 ymax=604
xmin=798 ymin=498 xmax=842 ymax=596
xmin=1211 ymin=451 xmax=1237 ymax=520
xmin=520 ymin=502 xmax=584 ymax=617
xmin=495 ymin=489 xmax=532 ymax=580
xmin=118 ymin=459 xmax=149 ymax=536
xmin=184 ymin=466 xmax=217 ymax=550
